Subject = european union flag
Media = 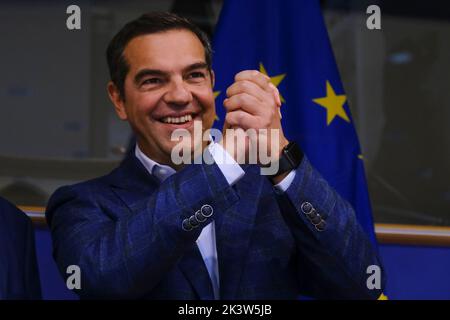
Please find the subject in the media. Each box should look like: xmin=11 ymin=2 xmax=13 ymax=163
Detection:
xmin=212 ymin=0 xmax=377 ymax=244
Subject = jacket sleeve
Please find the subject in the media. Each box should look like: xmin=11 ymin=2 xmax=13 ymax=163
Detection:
xmin=23 ymin=216 xmax=42 ymax=300
xmin=275 ymin=156 xmax=386 ymax=299
xmin=46 ymin=161 xmax=239 ymax=299
xmin=0 ymin=199 xmax=42 ymax=300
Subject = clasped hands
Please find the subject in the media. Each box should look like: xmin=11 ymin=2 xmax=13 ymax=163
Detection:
xmin=219 ymin=70 xmax=289 ymax=172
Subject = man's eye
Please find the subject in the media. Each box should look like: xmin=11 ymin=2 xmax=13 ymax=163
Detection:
xmin=142 ymin=78 xmax=161 ymax=85
xmin=188 ymin=72 xmax=205 ymax=79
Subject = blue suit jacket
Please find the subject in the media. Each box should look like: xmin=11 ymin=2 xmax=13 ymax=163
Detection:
xmin=0 ymin=197 xmax=42 ymax=299
xmin=46 ymin=151 xmax=385 ymax=299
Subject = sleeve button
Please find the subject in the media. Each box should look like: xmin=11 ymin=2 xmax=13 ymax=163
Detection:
xmin=189 ymin=215 xmax=199 ymax=228
xmin=201 ymin=204 xmax=214 ymax=218
xmin=310 ymin=213 xmax=322 ymax=225
xmin=182 ymin=219 xmax=193 ymax=231
xmin=195 ymin=210 xmax=207 ymax=222
xmin=301 ymin=202 xmax=314 ymax=215
xmin=315 ymin=220 xmax=326 ymax=232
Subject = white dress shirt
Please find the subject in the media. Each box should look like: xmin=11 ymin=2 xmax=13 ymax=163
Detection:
xmin=135 ymin=141 xmax=296 ymax=299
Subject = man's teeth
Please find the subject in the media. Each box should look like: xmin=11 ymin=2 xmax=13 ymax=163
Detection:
xmin=162 ymin=114 xmax=193 ymax=124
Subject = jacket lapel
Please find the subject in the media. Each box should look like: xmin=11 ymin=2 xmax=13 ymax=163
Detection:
xmin=107 ymin=151 xmax=215 ymax=299
xmin=216 ymin=165 xmax=264 ymax=299
xmin=107 ymin=152 xmax=160 ymax=204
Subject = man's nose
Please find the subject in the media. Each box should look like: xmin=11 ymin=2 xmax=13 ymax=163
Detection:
xmin=163 ymin=77 xmax=192 ymax=106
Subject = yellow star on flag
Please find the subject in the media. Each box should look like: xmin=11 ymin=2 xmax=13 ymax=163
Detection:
xmin=378 ymin=293 xmax=388 ymax=300
xmin=259 ymin=63 xmax=286 ymax=104
xmin=312 ymin=80 xmax=350 ymax=126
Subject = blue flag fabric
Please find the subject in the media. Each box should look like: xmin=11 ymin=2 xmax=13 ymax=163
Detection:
xmin=212 ymin=0 xmax=377 ymax=244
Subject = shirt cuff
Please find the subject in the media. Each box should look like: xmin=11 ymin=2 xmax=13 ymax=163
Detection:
xmin=273 ymin=169 xmax=296 ymax=194
xmin=208 ymin=142 xmax=245 ymax=186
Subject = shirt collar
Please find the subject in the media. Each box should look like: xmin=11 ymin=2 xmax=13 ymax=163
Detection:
xmin=134 ymin=144 xmax=176 ymax=182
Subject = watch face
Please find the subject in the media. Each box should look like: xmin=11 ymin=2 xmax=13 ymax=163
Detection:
xmin=285 ymin=142 xmax=303 ymax=167
xmin=286 ymin=142 xmax=296 ymax=152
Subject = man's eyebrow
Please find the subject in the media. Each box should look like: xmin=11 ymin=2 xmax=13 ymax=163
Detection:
xmin=134 ymin=69 xmax=166 ymax=84
xmin=183 ymin=62 xmax=209 ymax=73
xmin=133 ymin=63 xmax=209 ymax=84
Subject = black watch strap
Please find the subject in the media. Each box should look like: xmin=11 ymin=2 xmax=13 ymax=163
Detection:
xmin=269 ymin=141 xmax=303 ymax=177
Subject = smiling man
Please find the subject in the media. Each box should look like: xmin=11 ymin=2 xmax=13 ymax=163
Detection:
xmin=46 ymin=12 xmax=385 ymax=299
xmin=107 ymin=28 xmax=217 ymax=169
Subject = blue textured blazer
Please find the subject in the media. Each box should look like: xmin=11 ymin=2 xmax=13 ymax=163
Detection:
xmin=0 ymin=197 xmax=42 ymax=300
xmin=46 ymin=151 xmax=385 ymax=299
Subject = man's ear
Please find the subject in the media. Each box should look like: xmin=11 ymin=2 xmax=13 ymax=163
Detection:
xmin=107 ymin=81 xmax=127 ymax=120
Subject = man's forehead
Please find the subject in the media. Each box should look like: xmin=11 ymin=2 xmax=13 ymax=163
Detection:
xmin=123 ymin=29 xmax=206 ymax=71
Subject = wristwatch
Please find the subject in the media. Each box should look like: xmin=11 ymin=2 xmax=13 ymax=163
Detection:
xmin=269 ymin=141 xmax=303 ymax=177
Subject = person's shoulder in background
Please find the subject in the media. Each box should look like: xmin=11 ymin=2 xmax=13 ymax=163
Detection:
xmin=0 ymin=196 xmax=31 ymax=228
xmin=0 ymin=196 xmax=42 ymax=300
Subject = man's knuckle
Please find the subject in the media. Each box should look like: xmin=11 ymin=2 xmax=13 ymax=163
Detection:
xmin=236 ymin=112 xmax=245 ymax=124
xmin=226 ymin=113 xmax=235 ymax=125
xmin=233 ymin=94 xmax=242 ymax=105
xmin=240 ymin=93 xmax=252 ymax=105
xmin=240 ymin=80 xmax=252 ymax=91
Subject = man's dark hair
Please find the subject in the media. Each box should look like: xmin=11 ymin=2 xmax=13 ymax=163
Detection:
xmin=106 ymin=12 xmax=213 ymax=100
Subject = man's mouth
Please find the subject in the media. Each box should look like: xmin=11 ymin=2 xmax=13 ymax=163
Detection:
xmin=158 ymin=112 xmax=200 ymax=128
xmin=160 ymin=114 xmax=193 ymax=124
